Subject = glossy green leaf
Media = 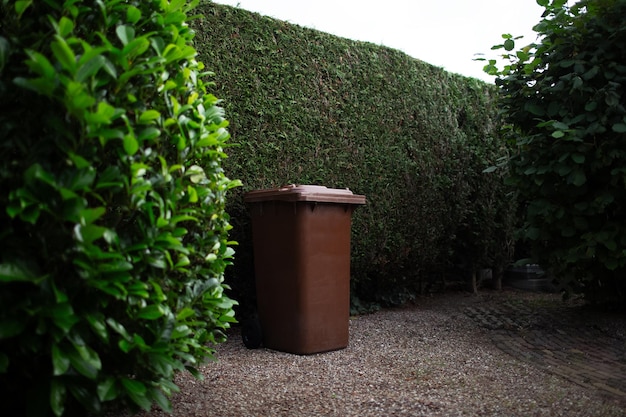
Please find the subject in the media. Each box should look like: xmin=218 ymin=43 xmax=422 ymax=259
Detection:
xmin=168 ymin=0 xmax=187 ymax=12
xmin=51 ymin=36 xmax=76 ymax=74
xmin=116 ymin=25 xmax=135 ymax=45
xmin=121 ymin=378 xmax=151 ymax=411
xmin=67 ymin=347 xmax=98 ymax=379
xmin=76 ymin=55 xmax=105 ymax=82
xmin=68 ymin=152 xmax=91 ymax=169
xmin=186 ymin=165 xmax=206 ymax=183
xmin=568 ymin=170 xmax=587 ymax=186
xmin=122 ymin=37 xmax=150 ymax=59
xmin=13 ymin=76 xmax=55 ymax=96
xmin=176 ymin=307 xmax=195 ymax=321
xmin=74 ymin=224 xmax=107 ymax=244
xmin=50 ymin=378 xmax=66 ymax=417
xmin=150 ymin=387 xmax=172 ymax=413
xmin=524 ymin=102 xmax=545 ymax=116
xmin=79 ymin=207 xmax=106 ymax=225
xmin=126 ymin=6 xmax=142 ymax=24
xmin=612 ymin=123 xmax=626 ymax=133
xmin=25 ymin=50 xmax=56 ymax=78
xmin=50 ymin=303 xmax=79 ymax=333
xmin=138 ymin=304 xmax=165 ymax=320
xmin=86 ymin=314 xmax=109 ymax=342
xmin=102 ymin=57 xmax=118 ymax=79
xmin=139 ymin=110 xmax=161 ymax=123
xmin=118 ymin=339 xmax=133 ymax=353
xmin=52 ymin=344 xmax=70 ymax=375
xmin=138 ymin=127 xmax=161 ymax=141
xmin=97 ymin=378 xmax=118 ymax=402
xmin=68 ymin=167 xmax=96 ymax=191
xmin=58 ymin=16 xmax=74 ymax=37
xmin=123 ymin=134 xmax=139 ymax=155
xmin=68 ymin=383 xmax=101 ymax=413
xmin=171 ymin=324 xmax=191 ymax=339
xmin=66 ymin=80 xmax=96 ymax=110
xmin=516 ymin=50 xmax=529 ymax=61
xmin=187 ymin=185 xmax=198 ymax=202
xmin=0 ymin=262 xmax=39 ymax=283
xmin=14 ymin=0 xmax=32 ymax=18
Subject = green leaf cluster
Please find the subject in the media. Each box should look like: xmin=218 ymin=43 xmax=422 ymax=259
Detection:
xmin=486 ymin=0 xmax=626 ymax=305
xmin=192 ymin=4 xmax=516 ymax=307
xmin=0 ymin=0 xmax=239 ymax=415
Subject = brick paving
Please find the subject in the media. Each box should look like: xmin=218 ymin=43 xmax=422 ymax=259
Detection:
xmin=464 ymin=295 xmax=626 ymax=406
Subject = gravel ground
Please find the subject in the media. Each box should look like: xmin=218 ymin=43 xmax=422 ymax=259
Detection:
xmin=108 ymin=290 xmax=626 ymax=417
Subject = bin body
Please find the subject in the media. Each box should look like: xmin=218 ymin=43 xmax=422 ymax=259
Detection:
xmin=245 ymin=185 xmax=365 ymax=354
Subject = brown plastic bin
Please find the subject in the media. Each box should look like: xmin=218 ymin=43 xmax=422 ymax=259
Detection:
xmin=244 ymin=185 xmax=366 ymax=354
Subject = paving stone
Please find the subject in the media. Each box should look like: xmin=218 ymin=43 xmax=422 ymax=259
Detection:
xmin=464 ymin=297 xmax=626 ymax=405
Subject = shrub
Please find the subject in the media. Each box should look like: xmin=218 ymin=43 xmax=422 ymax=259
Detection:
xmin=0 ymin=0 xmax=239 ymax=415
xmin=485 ymin=0 xmax=626 ymax=305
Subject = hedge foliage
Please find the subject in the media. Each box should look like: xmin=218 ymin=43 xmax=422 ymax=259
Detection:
xmin=0 ymin=0 xmax=238 ymax=415
xmin=486 ymin=0 xmax=626 ymax=305
xmin=192 ymin=3 xmax=515 ymax=308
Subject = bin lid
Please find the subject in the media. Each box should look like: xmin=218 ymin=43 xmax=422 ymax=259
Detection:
xmin=244 ymin=184 xmax=366 ymax=204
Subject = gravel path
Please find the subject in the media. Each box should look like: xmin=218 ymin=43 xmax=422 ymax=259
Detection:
xmin=108 ymin=290 xmax=626 ymax=417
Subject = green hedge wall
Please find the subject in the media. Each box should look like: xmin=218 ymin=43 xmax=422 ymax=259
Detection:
xmin=193 ymin=2 xmax=515 ymax=308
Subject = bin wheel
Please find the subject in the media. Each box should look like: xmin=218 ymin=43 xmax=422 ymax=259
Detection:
xmin=242 ymin=315 xmax=262 ymax=349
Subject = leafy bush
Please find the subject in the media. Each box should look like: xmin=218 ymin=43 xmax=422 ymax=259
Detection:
xmin=0 ymin=0 xmax=239 ymax=415
xmin=485 ymin=0 xmax=626 ymax=305
xmin=192 ymin=4 xmax=515 ymax=308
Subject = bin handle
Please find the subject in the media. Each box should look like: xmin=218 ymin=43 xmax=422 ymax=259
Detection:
xmin=279 ymin=184 xmax=297 ymax=191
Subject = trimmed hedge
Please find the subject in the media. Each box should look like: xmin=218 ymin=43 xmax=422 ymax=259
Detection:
xmin=192 ymin=3 xmax=515 ymax=308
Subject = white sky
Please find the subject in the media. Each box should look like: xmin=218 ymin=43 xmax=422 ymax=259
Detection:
xmin=212 ymin=0 xmax=545 ymax=83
